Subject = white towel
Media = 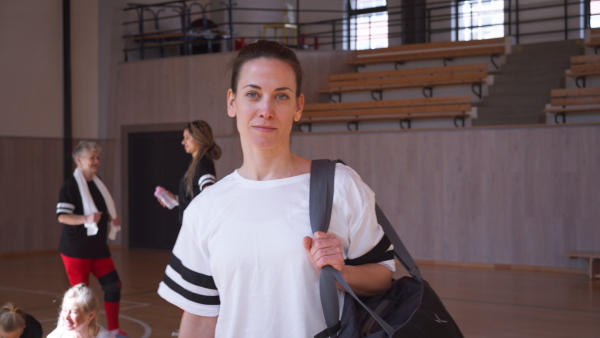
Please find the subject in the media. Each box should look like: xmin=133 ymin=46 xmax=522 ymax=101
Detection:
xmin=73 ymin=168 xmax=120 ymax=240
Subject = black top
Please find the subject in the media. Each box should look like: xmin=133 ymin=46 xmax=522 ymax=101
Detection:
xmin=21 ymin=313 xmax=43 ymax=338
xmin=56 ymin=176 xmax=111 ymax=258
xmin=177 ymin=156 xmax=216 ymax=223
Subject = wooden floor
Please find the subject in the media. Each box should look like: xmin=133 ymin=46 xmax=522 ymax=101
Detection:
xmin=1 ymin=249 xmax=598 ymax=337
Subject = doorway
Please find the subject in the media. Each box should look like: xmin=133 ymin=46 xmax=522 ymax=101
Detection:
xmin=128 ymin=130 xmax=189 ymax=250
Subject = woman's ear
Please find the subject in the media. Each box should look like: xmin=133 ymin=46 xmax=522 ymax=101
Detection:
xmin=87 ymin=311 xmax=96 ymax=323
xmin=227 ymin=89 xmax=236 ymax=118
xmin=293 ymin=94 xmax=305 ymax=122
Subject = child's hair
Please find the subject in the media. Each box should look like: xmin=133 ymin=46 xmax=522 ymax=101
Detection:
xmin=60 ymin=283 xmax=100 ymax=336
xmin=0 ymin=303 xmax=26 ymax=333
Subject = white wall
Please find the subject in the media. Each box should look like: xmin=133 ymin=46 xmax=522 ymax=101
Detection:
xmin=0 ymin=0 xmax=124 ymax=140
xmin=71 ymin=0 xmax=99 ymax=139
xmin=0 ymin=0 xmax=63 ymax=138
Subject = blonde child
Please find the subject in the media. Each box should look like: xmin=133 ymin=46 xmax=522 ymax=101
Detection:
xmin=47 ymin=284 xmax=115 ymax=338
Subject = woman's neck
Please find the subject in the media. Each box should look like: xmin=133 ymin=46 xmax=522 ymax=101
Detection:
xmin=238 ymin=150 xmax=310 ymax=181
xmin=79 ymin=169 xmax=94 ymax=182
xmin=70 ymin=326 xmax=91 ymax=338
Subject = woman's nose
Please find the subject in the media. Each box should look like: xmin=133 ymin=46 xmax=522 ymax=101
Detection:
xmin=258 ymin=100 xmax=275 ymax=119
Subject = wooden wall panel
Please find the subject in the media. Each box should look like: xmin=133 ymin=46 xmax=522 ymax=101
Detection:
xmin=289 ymin=124 xmax=600 ymax=269
xmin=3 ymin=125 xmax=597 ymax=269
xmin=0 ymin=138 xmax=62 ymax=253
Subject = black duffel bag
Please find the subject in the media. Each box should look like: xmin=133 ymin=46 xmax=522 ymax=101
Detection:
xmin=310 ymin=160 xmax=463 ymax=338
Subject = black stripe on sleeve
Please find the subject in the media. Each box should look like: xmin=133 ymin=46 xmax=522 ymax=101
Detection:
xmin=168 ymin=254 xmax=218 ymax=290
xmin=345 ymin=235 xmax=394 ymax=266
xmin=162 ymin=275 xmax=221 ymax=305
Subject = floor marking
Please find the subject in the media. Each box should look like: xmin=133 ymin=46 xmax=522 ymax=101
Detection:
xmin=119 ymin=314 xmax=153 ymax=338
xmin=0 ymin=285 xmax=61 ymax=296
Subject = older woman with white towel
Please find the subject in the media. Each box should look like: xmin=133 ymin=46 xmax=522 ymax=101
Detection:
xmin=56 ymin=141 xmax=127 ymax=338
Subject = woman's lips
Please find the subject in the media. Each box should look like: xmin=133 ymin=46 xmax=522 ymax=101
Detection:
xmin=253 ymin=125 xmax=276 ymax=132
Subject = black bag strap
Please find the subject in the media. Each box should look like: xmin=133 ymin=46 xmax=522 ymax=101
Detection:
xmin=310 ymin=159 xmax=340 ymax=337
xmin=310 ymin=159 xmax=423 ymax=338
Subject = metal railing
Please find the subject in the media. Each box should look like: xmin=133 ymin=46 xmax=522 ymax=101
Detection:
xmin=122 ymin=0 xmax=595 ymax=61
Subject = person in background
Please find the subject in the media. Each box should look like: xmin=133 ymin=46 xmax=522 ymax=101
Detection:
xmin=155 ymin=120 xmax=222 ymax=223
xmin=0 ymin=303 xmax=42 ymax=338
xmin=55 ymin=141 xmax=127 ymax=338
xmin=157 ymin=40 xmax=395 ymax=337
xmin=47 ymin=284 xmax=115 ymax=338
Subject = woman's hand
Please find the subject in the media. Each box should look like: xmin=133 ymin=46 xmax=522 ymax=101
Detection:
xmin=156 ymin=190 xmax=176 ymax=208
xmin=83 ymin=212 xmax=102 ymax=224
xmin=303 ymin=231 xmax=393 ymax=297
xmin=111 ymin=215 xmax=121 ymax=226
xmin=302 ymin=231 xmax=344 ymax=272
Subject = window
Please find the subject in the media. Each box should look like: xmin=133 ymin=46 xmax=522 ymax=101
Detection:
xmin=353 ymin=0 xmax=388 ymax=50
xmin=591 ymin=0 xmax=600 ymax=28
xmin=458 ymin=0 xmax=504 ymax=41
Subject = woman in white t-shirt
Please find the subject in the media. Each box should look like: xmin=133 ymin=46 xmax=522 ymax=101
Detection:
xmin=47 ymin=284 xmax=115 ymax=338
xmin=158 ymin=40 xmax=395 ymax=338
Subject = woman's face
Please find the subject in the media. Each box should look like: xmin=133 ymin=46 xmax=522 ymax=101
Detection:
xmin=76 ymin=150 xmax=100 ymax=175
xmin=182 ymin=128 xmax=201 ymax=156
xmin=60 ymin=298 xmax=95 ymax=333
xmin=227 ymin=58 xmax=304 ymax=152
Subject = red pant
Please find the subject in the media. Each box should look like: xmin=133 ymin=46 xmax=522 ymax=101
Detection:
xmin=60 ymin=254 xmax=116 ymax=285
xmin=60 ymin=254 xmax=121 ymax=331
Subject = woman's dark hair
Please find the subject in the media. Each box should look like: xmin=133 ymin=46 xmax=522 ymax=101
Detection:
xmin=184 ymin=120 xmax=222 ymax=197
xmin=230 ymin=40 xmax=303 ymax=97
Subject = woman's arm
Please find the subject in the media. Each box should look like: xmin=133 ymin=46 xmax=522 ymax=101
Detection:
xmin=303 ymin=232 xmax=392 ymax=297
xmin=178 ymin=311 xmax=217 ymax=338
xmin=338 ymin=263 xmax=392 ymax=297
xmin=57 ymin=212 xmax=102 ymax=226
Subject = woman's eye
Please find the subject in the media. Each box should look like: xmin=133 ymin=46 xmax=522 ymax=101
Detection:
xmin=276 ymin=93 xmax=289 ymax=100
xmin=246 ymin=91 xmax=259 ymax=99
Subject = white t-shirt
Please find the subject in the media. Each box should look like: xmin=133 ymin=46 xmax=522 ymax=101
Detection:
xmin=46 ymin=324 xmax=115 ymax=338
xmin=158 ymin=163 xmax=395 ymax=337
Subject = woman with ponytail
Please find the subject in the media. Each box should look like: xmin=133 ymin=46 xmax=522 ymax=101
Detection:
xmin=0 ymin=303 xmax=42 ymax=338
xmin=155 ymin=120 xmax=222 ymax=223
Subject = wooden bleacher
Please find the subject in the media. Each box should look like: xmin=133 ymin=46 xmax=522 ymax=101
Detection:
xmin=566 ymin=54 xmax=600 ymax=88
xmin=568 ymin=251 xmax=600 ymax=279
xmin=547 ymin=41 xmax=600 ymax=124
xmin=298 ymin=96 xmax=474 ymax=131
xmin=301 ymin=38 xmax=512 ymax=131
xmin=348 ymin=37 xmax=512 ymax=70
xmin=319 ymin=63 xmax=489 ymax=101
xmin=543 ymin=87 xmax=600 ymax=123
xmin=584 ymin=27 xmax=600 ymax=54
